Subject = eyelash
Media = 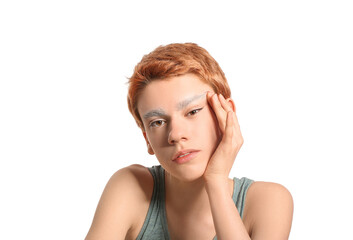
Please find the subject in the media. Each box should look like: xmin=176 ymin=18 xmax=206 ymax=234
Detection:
xmin=187 ymin=107 xmax=203 ymax=116
xmin=150 ymin=120 xmax=165 ymax=128
xmin=149 ymin=107 xmax=204 ymax=128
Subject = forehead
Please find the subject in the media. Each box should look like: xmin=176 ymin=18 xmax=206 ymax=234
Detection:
xmin=137 ymin=74 xmax=213 ymax=111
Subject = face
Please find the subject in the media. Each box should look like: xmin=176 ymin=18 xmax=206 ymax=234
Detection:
xmin=137 ymin=74 xmax=221 ymax=182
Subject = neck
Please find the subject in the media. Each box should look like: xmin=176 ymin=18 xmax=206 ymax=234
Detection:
xmin=164 ymin=171 xmax=234 ymax=214
xmin=164 ymin=172 xmax=210 ymax=214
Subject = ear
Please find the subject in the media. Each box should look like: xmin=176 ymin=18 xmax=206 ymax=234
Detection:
xmin=142 ymin=131 xmax=155 ymax=155
xmin=225 ymin=97 xmax=236 ymax=112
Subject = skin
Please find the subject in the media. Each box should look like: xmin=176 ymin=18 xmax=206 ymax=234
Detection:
xmin=85 ymin=74 xmax=294 ymax=240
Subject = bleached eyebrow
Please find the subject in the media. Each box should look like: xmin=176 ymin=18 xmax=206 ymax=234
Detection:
xmin=176 ymin=92 xmax=207 ymax=111
xmin=142 ymin=92 xmax=207 ymax=120
xmin=143 ymin=108 xmax=166 ymax=120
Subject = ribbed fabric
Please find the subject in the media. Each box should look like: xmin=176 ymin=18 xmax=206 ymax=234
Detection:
xmin=136 ymin=165 xmax=253 ymax=240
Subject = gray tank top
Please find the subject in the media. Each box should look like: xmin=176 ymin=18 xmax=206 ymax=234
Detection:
xmin=136 ymin=165 xmax=253 ymax=240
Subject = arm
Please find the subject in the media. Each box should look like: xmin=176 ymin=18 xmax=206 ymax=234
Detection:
xmin=204 ymin=93 xmax=293 ymax=240
xmin=205 ymin=177 xmax=251 ymax=240
xmin=85 ymin=165 xmax=153 ymax=240
xmin=245 ymin=182 xmax=294 ymax=240
xmin=204 ymin=93 xmax=250 ymax=239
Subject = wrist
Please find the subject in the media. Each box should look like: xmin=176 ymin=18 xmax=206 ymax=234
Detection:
xmin=204 ymin=175 xmax=230 ymax=194
xmin=204 ymin=173 xmax=229 ymax=185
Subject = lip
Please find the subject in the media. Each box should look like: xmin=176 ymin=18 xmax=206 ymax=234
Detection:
xmin=172 ymin=149 xmax=200 ymax=164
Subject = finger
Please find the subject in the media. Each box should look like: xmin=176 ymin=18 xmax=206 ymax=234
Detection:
xmin=218 ymin=95 xmax=241 ymax=137
xmin=232 ymin=111 xmax=244 ymax=146
xmin=225 ymin=111 xmax=234 ymax=138
xmin=207 ymin=92 xmax=225 ymax=119
xmin=223 ymin=111 xmax=243 ymax=141
xmin=222 ymin=111 xmax=235 ymax=152
xmin=207 ymin=92 xmax=221 ymax=110
xmin=232 ymin=111 xmax=242 ymax=135
xmin=218 ymin=94 xmax=233 ymax=113
xmin=207 ymin=93 xmax=227 ymax=132
xmin=207 ymin=92 xmax=230 ymax=112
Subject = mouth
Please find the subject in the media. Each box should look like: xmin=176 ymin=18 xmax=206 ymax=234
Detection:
xmin=172 ymin=149 xmax=200 ymax=164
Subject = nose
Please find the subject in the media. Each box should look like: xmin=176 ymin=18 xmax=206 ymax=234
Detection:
xmin=167 ymin=118 xmax=188 ymax=145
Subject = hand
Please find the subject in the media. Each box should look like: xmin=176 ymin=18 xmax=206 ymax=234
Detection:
xmin=203 ymin=92 xmax=244 ymax=182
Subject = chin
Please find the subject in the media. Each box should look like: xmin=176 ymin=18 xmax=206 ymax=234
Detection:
xmin=166 ymin=163 xmax=207 ymax=183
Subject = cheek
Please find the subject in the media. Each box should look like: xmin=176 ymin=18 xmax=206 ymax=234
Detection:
xmin=148 ymin=131 xmax=166 ymax=149
xmin=199 ymin=108 xmax=222 ymax=146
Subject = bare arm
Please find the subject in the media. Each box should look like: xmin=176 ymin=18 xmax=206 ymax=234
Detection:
xmin=204 ymin=93 xmax=251 ymax=239
xmin=206 ymin=177 xmax=251 ymax=240
xmin=85 ymin=165 xmax=152 ymax=240
xmin=205 ymin=93 xmax=293 ymax=239
xmin=245 ymin=182 xmax=294 ymax=240
xmin=206 ymin=179 xmax=293 ymax=240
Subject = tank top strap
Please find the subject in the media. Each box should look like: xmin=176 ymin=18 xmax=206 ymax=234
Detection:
xmin=232 ymin=177 xmax=254 ymax=218
xmin=136 ymin=165 xmax=170 ymax=240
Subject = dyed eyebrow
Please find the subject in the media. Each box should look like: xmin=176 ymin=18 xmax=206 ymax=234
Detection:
xmin=142 ymin=92 xmax=207 ymax=120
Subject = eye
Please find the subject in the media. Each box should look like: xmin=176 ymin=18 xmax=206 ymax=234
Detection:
xmin=149 ymin=120 xmax=165 ymax=128
xmin=187 ymin=108 xmax=203 ymax=116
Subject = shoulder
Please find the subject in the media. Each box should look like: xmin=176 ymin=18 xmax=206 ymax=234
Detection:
xmin=244 ymin=181 xmax=294 ymax=240
xmin=109 ymin=164 xmax=154 ymax=197
xmin=85 ymin=164 xmax=154 ymax=240
xmin=102 ymin=164 xmax=154 ymax=209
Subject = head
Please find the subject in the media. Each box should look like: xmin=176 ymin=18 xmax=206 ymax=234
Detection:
xmin=127 ymin=43 xmax=232 ymax=181
xmin=127 ymin=43 xmax=231 ymax=131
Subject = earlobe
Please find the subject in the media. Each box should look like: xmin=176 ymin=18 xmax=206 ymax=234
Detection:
xmin=147 ymin=143 xmax=154 ymax=155
xmin=142 ymin=131 xmax=155 ymax=155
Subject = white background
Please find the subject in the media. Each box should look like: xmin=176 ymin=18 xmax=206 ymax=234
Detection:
xmin=0 ymin=0 xmax=352 ymax=239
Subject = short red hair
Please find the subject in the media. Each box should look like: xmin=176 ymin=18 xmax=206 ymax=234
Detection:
xmin=127 ymin=43 xmax=231 ymax=130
